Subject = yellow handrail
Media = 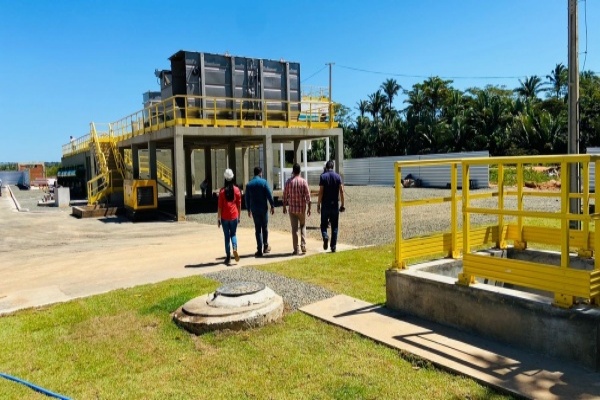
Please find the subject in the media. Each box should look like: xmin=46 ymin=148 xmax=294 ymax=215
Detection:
xmin=86 ymin=123 xmax=114 ymax=204
xmin=106 ymin=94 xmax=337 ymax=143
xmin=122 ymin=151 xmax=172 ymax=190
xmin=393 ymin=154 xmax=600 ymax=308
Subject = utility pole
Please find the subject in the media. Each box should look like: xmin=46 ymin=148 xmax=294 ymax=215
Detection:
xmin=326 ymin=62 xmax=335 ymax=161
xmin=568 ymin=0 xmax=580 ymax=228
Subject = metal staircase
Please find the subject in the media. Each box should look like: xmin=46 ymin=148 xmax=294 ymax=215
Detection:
xmin=123 ymin=151 xmax=173 ymax=193
xmin=87 ymin=123 xmax=125 ymax=205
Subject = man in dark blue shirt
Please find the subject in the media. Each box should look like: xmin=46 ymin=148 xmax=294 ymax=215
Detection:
xmin=245 ymin=166 xmax=275 ymax=257
xmin=317 ymin=161 xmax=345 ymax=253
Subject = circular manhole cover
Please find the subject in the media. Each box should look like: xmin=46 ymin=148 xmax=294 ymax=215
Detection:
xmin=215 ymin=281 xmax=266 ymax=297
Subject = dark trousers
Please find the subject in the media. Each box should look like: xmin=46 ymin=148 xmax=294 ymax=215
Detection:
xmin=320 ymin=206 xmax=339 ymax=249
xmin=252 ymin=211 xmax=269 ymax=251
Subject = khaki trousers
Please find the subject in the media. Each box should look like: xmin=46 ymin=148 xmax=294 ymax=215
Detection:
xmin=289 ymin=212 xmax=306 ymax=252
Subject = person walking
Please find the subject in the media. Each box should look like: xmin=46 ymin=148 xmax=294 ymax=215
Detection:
xmin=0 ymin=178 xmax=3 ymax=197
xmin=245 ymin=166 xmax=275 ymax=257
xmin=317 ymin=160 xmax=345 ymax=253
xmin=282 ymin=163 xmax=311 ymax=255
xmin=217 ymin=168 xmax=242 ymax=265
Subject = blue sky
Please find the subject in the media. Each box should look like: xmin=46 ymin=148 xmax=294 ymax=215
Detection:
xmin=1 ymin=0 xmax=599 ymax=162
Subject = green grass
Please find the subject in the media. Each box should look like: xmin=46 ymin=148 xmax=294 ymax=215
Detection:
xmin=489 ymin=167 xmax=554 ymax=185
xmin=0 ymin=246 xmax=515 ymax=400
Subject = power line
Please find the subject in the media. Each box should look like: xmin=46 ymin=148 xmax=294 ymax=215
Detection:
xmin=301 ymin=65 xmax=327 ymax=83
xmin=337 ymin=64 xmax=525 ymax=80
xmin=337 ymin=64 xmax=600 ymax=81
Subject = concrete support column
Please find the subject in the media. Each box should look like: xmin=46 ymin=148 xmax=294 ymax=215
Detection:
xmin=334 ymin=132 xmax=344 ymax=178
xmin=242 ymin=147 xmax=250 ymax=188
xmin=227 ymin=143 xmax=237 ymax=182
xmin=204 ymin=147 xmax=212 ymax=194
xmin=148 ymin=142 xmax=157 ymax=180
xmin=131 ymin=144 xmax=140 ymax=180
xmin=279 ymin=143 xmax=285 ymax=190
xmin=263 ymin=134 xmax=274 ymax=189
xmin=173 ymin=129 xmax=186 ymax=221
xmin=185 ymin=147 xmax=194 ymax=197
xmin=293 ymin=140 xmax=301 ymax=164
xmin=303 ymin=140 xmax=308 ymax=180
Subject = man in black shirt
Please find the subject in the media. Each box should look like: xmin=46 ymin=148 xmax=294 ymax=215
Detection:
xmin=317 ymin=161 xmax=345 ymax=252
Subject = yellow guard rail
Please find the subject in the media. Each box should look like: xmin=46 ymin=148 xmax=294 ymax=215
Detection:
xmin=393 ymin=154 xmax=600 ymax=308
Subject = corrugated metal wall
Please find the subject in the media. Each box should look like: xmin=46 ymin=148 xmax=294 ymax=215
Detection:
xmin=0 ymin=171 xmax=29 ymax=186
xmin=344 ymin=151 xmax=489 ymax=188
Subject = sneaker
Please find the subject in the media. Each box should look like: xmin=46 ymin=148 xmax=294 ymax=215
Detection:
xmin=331 ymin=247 xmax=336 ymax=253
xmin=255 ymin=251 xmax=263 ymax=257
xmin=323 ymin=238 xmax=329 ymax=250
xmin=233 ymin=249 xmax=240 ymax=262
xmin=263 ymin=245 xmax=271 ymax=254
xmin=292 ymin=250 xmax=299 ymax=255
xmin=225 ymin=256 xmax=231 ymax=265
xmin=301 ymin=245 xmax=306 ymax=253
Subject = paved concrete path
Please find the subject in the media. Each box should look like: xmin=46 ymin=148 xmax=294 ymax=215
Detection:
xmin=0 ymin=187 xmax=352 ymax=314
xmin=302 ymin=295 xmax=600 ymax=400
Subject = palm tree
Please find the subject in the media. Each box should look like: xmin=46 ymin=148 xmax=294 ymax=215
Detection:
xmin=381 ymin=78 xmax=402 ymax=109
xmin=545 ymin=63 xmax=567 ymax=99
xmin=367 ymin=90 xmax=387 ymax=121
xmin=514 ymin=75 xmax=544 ymax=101
xmin=356 ymin=100 xmax=369 ymax=118
xmin=422 ymin=77 xmax=452 ymax=119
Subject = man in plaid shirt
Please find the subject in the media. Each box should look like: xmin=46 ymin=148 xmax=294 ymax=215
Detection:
xmin=283 ymin=163 xmax=312 ymax=255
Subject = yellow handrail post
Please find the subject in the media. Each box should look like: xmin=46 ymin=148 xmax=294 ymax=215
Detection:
xmin=393 ymin=163 xmax=405 ymax=269
xmin=579 ymin=161 xmax=592 ymax=258
xmin=264 ymin=101 xmax=268 ymax=127
xmin=450 ymin=162 xmax=460 ymax=258
xmin=594 ymin=159 xmax=600 ymax=305
xmin=554 ymin=159 xmax=574 ymax=307
xmin=560 ymin=159 xmax=570 ymax=269
xmin=497 ymin=163 xmax=506 ymax=248
xmin=184 ymin=96 xmax=189 ymax=127
xmin=213 ymin=98 xmax=217 ymax=126
xmin=514 ymin=162 xmax=526 ymax=250
xmin=240 ymin=100 xmax=244 ymax=128
xmin=458 ymin=162 xmax=474 ymax=285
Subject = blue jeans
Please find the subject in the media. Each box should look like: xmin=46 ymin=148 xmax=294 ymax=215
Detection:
xmin=252 ymin=211 xmax=269 ymax=252
xmin=320 ymin=206 xmax=339 ymax=250
xmin=221 ymin=219 xmax=238 ymax=256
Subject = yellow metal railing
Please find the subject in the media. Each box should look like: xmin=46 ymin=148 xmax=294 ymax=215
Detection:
xmin=62 ymin=134 xmax=91 ymax=157
xmin=109 ymin=95 xmax=337 ymax=142
xmin=62 ymin=95 xmax=336 ymax=157
xmin=109 ymin=125 xmax=125 ymax=181
xmin=393 ymin=154 xmax=600 ymax=308
xmin=87 ymin=123 xmax=111 ymax=204
xmin=122 ymin=151 xmax=173 ymax=189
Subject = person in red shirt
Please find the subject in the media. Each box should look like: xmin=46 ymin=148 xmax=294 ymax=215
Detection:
xmin=283 ymin=163 xmax=312 ymax=255
xmin=217 ymin=168 xmax=242 ymax=265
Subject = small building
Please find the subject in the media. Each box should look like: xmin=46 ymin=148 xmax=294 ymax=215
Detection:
xmin=17 ymin=162 xmax=45 ymax=184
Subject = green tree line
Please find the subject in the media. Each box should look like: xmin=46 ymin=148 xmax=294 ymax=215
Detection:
xmin=326 ymin=64 xmax=600 ymax=159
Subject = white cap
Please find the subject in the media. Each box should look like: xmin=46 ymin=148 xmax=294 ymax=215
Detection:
xmin=224 ymin=168 xmax=234 ymax=181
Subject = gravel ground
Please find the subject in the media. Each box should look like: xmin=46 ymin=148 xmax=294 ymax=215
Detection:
xmin=204 ymin=267 xmax=336 ymax=312
xmin=9 ymin=184 xmax=565 ymax=247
